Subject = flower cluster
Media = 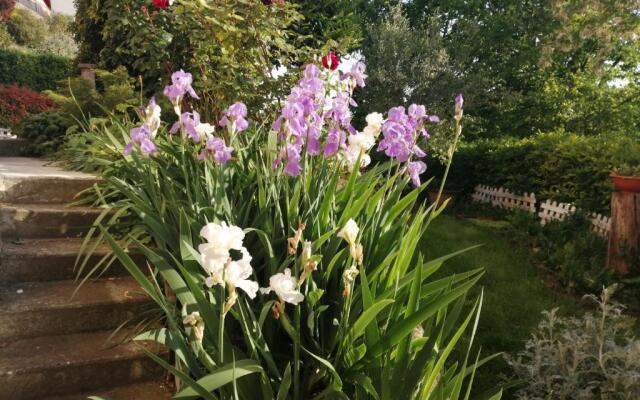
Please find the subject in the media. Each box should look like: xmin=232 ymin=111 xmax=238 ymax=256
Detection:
xmin=272 ymin=53 xmax=368 ymax=176
xmin=198 ymin=222 xmax=259 ymax=314
xmin=125 ymin=69 xmax=244 ymax=164
xmin=377 ymin=104 xmax=439 ymax=186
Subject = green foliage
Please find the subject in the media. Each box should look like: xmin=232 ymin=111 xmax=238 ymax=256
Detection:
xmin=5 ymin=7 xmax=45 ymax=46
xmin=356 ymin=4 xmax=451 ymax=125
xmin=36 ymin=13 xmax=78 ymax=58
xmin=290 ymin=0 xmax=363 ymax=51
xmin=73 ymin=0 xmax=310 ymax=116
xmin=423 ymin=215 xmax=578 ymax=395
xmin=434 ymin=131 xmax=640 ymax=213
xmin=538 ymin=72 xmax=640 ymax=136
xmin=0 ymin=47 xmax=73 ymax=91
xmin=525 ymin=213 xmax=611 ymax=294
xmin=44 ymin=66 xmax=138 ymax=120
xmin=0 ymin=23 xmax=13 ymax=46
xmin=366 ymin=0 xmax=640 ymax=138
xmin=506 ymin=286 xmax=640 ymax=399
xmin=14 ymin=111 xmax=76 ymax=156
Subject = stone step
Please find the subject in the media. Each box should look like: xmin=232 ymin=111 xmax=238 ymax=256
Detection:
xmin=0 ymin=157 xmax=98 ymax=204
xmin=42 ymin=381 xmax=174 ymax=400
xmin=0 ymin=330 xmax=168 ymax=400
xmin=0 ymin=203 xmax=105 ymax=239
xmin=0 ymin=238 xmax=141 ymax=283
xmin=0 ymin=138 xmax=28 ymax=157
xmin=0 ymin=277 xmax=152 ymax=341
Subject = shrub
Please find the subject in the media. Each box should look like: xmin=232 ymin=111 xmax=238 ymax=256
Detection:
xmin=0 ymin=48 xmax=73 ymax=91
xmin=14 ymin=111 xmax=75 ymax=156
xmin=73 ymin=0 xmax=310 ymax=116
xmin=45 ymin=66 xmax=137 ymax=120
xmin=5 ymin=7 xmax=45 ymax=46
xmin=37 ymin=13 xmax=78 ymax=58
xmin=0 ymin=23 xmax=13 ymax=46
xmin=506 ymin=286 xmax=640 ymax=399
xmin=431 ymin=131 xmax=640 ymax=213
xmin=70 ymin=63 xmax=496 ymax=398
xmin=0 ymin=84 xmax=58 ymax=127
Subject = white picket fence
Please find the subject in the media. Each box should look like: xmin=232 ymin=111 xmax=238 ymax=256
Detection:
xmin=538 ymin=200 xmax=576 ymax=225
xmin=472 ymin=185 xmax=536 ymax=213
xmin=472 ymin=185 xmax=611 ymax=237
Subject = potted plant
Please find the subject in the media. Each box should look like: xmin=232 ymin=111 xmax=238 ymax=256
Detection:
xmin=611 ymin=164 xmax=640 ymax=193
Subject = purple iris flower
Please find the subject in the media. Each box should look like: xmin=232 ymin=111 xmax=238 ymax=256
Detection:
xmin=407 ymin=161 xmax=427 ymax=187
xmin=219 ymin=102 xmax=249 ymax=134
xmin=124 ymin=124 xmax=157 ymax=156
xmin=306 ymin=126 xmax=321 ymax=155
xmin=342 ymin=62 xmax=367 ymax=88
xmin=170 ymin=111 xmax=203 ymax=142
xmin=198 ymin=136 xmax=233 ymax=165
xmin=163 ymin=69 xmax=200 ymax=107
xmin=284 ymin=144 xmax=302 ymax=176
xmin=323 ymin=128 xmax=345 ymax=157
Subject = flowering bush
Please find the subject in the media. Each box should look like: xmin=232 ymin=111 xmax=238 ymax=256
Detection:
xmin=75 ymin=59 xmax=496 ymax=399
xmin=0 ymin=84 xmax=58 ymax=127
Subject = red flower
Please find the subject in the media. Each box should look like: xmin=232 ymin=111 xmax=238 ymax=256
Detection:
xmin=262 ymin=0 xmax=285 ymax=5
xmin=322 ymin=51 xmax=340 ymax=71
xmin=152 ymin=0 xmax=171 ymax=9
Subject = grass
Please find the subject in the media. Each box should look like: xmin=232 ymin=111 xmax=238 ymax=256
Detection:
xmin=422 ymin=215 xmax=579 ymax=394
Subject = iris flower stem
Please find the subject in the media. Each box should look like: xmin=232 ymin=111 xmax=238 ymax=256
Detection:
xmin=429 ymin=117 xmax=462 ymax=225
xmin=219 ymin=285 xmax=226 ymax=365
xmin=294 ymin=305 xmax=301 ymax=400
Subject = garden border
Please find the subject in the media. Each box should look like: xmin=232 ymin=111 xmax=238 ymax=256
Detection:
xmin=472 ymin=185 xmax=611 ymax=237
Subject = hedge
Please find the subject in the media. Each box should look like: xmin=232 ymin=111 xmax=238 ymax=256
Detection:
xmin=429 ymin=131 xmax=640 ymax=214
xmin=0 ymin=48 xmax=73 ymax=91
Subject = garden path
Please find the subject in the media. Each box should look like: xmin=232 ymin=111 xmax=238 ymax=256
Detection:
xmin=0 ymin=152 xmax=171 ymax=399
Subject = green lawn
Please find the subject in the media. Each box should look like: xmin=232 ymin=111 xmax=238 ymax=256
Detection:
xmin=421 ymin=215 xmax=579 ymax=393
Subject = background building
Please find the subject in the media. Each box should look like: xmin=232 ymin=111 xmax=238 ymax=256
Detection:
xmin=15 ymin=0 xmax=51 ymax=18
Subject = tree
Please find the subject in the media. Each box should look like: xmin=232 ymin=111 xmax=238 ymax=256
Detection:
xmin=289 ymin=0 xmax=364 ymax=52
xmin=356 ymin=5 xmax=451 ymax=117
xmin=374 ymin=0 xmax=640 ymax=138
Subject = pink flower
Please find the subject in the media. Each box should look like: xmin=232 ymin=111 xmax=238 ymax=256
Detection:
xmin=322 ymin=51 xmax=340 ymax=71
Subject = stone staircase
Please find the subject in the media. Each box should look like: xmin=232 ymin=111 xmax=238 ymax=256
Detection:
xmin=0 ymin=156 xmax=172 ymax=400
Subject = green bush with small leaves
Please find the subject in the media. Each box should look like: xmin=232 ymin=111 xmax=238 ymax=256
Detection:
xmin=0 ymin=48 xmax=73 ymax=91
xmin=5 ymin=7 xmax=45 ymax=46
xmin=431 ymin=131 xmax=640 ymax=213
xmin=14 ymin=111 xmax=76 ymax=157
xmin=44 ymin=66 xmax=138 ymax=120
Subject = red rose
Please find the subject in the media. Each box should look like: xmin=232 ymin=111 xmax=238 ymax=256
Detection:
xmin=322 ymin=51 xmax=340 ymax=70
xmin=152 ymin=0 xmax=171 ymax=9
